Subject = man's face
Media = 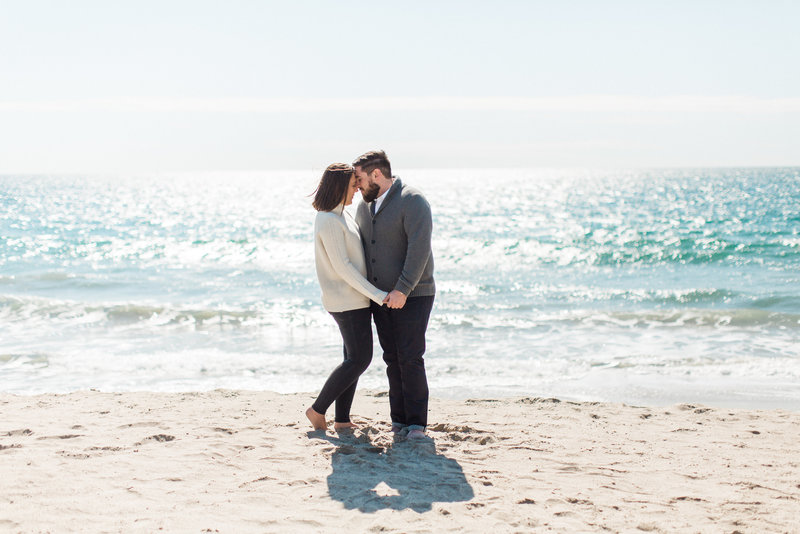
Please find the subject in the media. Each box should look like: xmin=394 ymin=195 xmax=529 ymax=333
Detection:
xmin=355 ymin=166 xmax=381 ymax=203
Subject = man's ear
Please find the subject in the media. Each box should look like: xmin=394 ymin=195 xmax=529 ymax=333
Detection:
xmin=371 ymin=168 xmax=384 ymax=181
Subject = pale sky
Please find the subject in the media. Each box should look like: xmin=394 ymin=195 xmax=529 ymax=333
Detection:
xmin=1 ymin=0 xmax=798 ymax=172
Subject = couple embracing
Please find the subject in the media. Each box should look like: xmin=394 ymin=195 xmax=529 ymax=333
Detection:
xmin=305 ymin=150 xmax=435 ymax=440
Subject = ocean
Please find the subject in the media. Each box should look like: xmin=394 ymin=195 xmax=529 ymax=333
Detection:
xmin=1 ymin=168 xmax=799 ymax=409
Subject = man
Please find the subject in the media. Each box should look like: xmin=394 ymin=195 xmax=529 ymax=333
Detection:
xmin=353 ymin=150 xmax=435 ymax=440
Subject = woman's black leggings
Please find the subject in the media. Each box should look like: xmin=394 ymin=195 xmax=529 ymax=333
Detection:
xmin=312 ymin=307 xmax=373 ymax=423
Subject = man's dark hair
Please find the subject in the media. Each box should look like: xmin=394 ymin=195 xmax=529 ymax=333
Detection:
xmin=312 ymin=163 xmax=353 ymax=211
xmin=353 ymin=150 xmax=392 ymax=180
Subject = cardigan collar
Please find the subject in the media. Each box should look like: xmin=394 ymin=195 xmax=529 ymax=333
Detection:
xmin=373 ymin=178 xmax=402 ymax=217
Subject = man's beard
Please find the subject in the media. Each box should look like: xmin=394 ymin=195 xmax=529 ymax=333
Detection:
xmin=361 ymin=182 xmax=381 ymax=203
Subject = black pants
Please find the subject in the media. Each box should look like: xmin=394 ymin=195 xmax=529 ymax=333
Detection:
xmin=371 ymin=295 xmax=435 ymax=429
xmin=312 ymin=307 xmax=373 ymax=423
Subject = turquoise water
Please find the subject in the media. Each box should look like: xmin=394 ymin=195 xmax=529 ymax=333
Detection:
xmin=1 ymin=168 xmax=799 ymax=408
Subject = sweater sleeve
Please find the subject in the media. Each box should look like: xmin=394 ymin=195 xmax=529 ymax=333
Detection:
xmin=317 ymin=216 xmax=388 ymax=305
xmin=395 ymin=195 xmax=433 ymax=296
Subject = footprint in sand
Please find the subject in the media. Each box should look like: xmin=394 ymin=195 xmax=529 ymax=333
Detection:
xmin=135 ymin=434 xmax=176 ymax=445
xmin=427 ymin=423 xmax=495 ymax=445
xmin=238 ymin=475 xmax=276 ymax=488
xmin=118 ymin=422 xmax=165 ymax=429
xmin=57 ymin=451 xmax=91 ymax=460
xmin=210 ymin=427 xmax=237 ymax=435
xmin=86 ymin=446 xmax=124 ymax=453
xmin=515 ymin=397 xmax=561 ymax=405
xmin=3 ymin=429 xmax=33 ymax=437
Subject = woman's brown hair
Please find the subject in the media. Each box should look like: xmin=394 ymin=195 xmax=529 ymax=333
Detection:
xmin=312 ymin=163 xmax=354 ymax=212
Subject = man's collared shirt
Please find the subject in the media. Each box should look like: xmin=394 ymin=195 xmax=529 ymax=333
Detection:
xmin=373 ymin=182 xmax=393 ymax=215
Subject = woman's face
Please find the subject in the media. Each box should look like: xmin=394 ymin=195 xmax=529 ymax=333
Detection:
xmin=343 ymin=173 xmax=359 ymax=206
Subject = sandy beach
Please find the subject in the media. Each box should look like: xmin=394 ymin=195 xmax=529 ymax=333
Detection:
xmin=1 ymin=390 xmax=798 ymax=533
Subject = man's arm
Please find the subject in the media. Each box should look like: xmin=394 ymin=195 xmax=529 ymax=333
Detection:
xmin=394 ymin=194 xmax=433 ymax=297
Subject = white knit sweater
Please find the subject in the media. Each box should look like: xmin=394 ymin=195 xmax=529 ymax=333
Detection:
xmin=314 ymin=204 xmax=388 ymax=312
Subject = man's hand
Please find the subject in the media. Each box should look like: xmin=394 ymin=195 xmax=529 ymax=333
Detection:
xmin=383 ymin=290 xmax=407 ymax=309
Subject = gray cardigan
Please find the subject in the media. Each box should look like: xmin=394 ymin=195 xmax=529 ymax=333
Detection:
xmin=355 ymin=178 xmax=435 ymax=298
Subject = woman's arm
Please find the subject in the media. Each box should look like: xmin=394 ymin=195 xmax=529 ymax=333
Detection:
xmin=317 ymin=216 xmax=388 ymax=305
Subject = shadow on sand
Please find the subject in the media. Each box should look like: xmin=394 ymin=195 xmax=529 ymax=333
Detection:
xmin=315 ymin=429 xmax=474 ymax=513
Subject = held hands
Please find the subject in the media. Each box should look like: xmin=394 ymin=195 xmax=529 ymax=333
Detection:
xmin=382 ymin=290 xmax=407 ymax=309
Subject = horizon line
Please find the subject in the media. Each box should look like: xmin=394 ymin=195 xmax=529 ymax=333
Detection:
xmin=3 ymin=164 xmax=799 ymax=177
xmin=2 ymin=95 xmax=800 ymax=114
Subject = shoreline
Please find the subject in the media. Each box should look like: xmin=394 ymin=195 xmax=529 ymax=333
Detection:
xmin=4 ymin=383 xmax=799 ymax=413
xmin=2 ymin=389 xmax=799 ymax=532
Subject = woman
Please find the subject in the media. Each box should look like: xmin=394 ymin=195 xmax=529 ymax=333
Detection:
xmin=305 ymin=163 xmax=388 ymax=431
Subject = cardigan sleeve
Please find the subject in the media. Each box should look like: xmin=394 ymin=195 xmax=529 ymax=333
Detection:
xmin=317 ymin=216 xmax=388 ymax=305
xmin=395 ymin=194 xmax=433 ymax=296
